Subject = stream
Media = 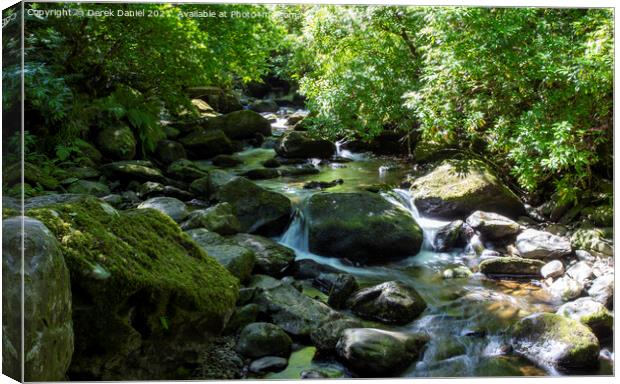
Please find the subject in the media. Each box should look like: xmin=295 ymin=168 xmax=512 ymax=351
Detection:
xmin=206 ymin=109 xmax=613 ymax=377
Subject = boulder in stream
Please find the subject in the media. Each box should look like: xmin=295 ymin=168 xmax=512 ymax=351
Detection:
xmin=205 ymin=109 xmax=272 ymax=140
xmin=556 ymin=297 xmax=613 ymax=340
xmin=137 ymin=196 xmax=189 ymax=223
xmin=96 ymin=125 xmax=136 ymax=160
xmin=101 ymin=160 xmax=166 ymax=184
xmin=479 ymin=257 xmax=545 ymax=276
xmin=276 ymin=131 xmax=335 ymax=159
xmin=307 ymin=192 xmax=423 ymax=263
xmin=465 ymin=211 xmax=521 ymax=240
xmin=235 ymin=322 xmax=292 ymax=359
xmin=181 ymin=202 xmax=241 ymax=235
xmin=155 ymin=140 xmax=187 ymax=165
xmin=231 ymin=234 xmax=295 ymax=276
xmin=179 ymin=129 xmax=235 ymax=159
xmin=515 ymin=229 xmax=572 ymax=260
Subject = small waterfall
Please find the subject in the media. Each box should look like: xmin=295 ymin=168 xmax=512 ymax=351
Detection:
xmin=335 ymin=139 xmax=367 ymax=161
xmin=280 ymin=207 xmax=309 ymax=252
xmin=383 ymin=188 xmax=450 ymax=250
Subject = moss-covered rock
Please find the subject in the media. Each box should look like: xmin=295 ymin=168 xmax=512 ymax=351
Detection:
xmin=466 ymin=211 xmax=521 ymax=240
xmin=511 ymin=313 xmax=600 ymax=371
xmin=166 ymin=159 xmax=210 ymax=182
xmin=571 ymin=227 xmax=613 ymax=258
xmin=96 ymin=125 xmax=136 ymax=160
xmin=307 ymin=192 xmax=423 ymax=263
xmin=4 ymin=162 xmax=59 ymax=190
xmin=187 ymin=86 xmax=242 ymax=114
xmin=235 ymin=322 xmax=292 ymax=359
xmin=556 ymin=297 xmax=613 ymax=340
xmin=181 ymin=203 xmax=241 ymax=235
xmin=179 ymin=129 xmax=234 ymax=159
xmin=137 ymin=197 xmax=189 ymax=223
xmin=410 ymin=160 xmax=525 ymax=220
xmin=26 ymin=197 xmax=238 ymax=380
xmin=212 ymin=154 xmax=244 ymax=168
xmin=215 ymin=176 xmax=292 ymax=235
xmin=155 ymin=140 xmax=187 ymax=165
xmin=66 ymin=180 xmax=111 ymax=197
xmin=276 ymin=131 xmax=335 ymax=159
xmin=205 ymin=110 xmax=272 ymax=140
xmin=231 ymin=234 xmax=295 ymax=276
xmin=100 ymin=160 xmax=166 ymax=184
xmin=479 ymin=257 xmax=544 ymax=276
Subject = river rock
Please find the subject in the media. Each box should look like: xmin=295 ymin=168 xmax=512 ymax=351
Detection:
xmin=187 ymin=229 xmax=255 ymax=282
xmin=540 ymin=260 xmax=565 ymax=279
xmin=252 ymin=279 xmax=341 ymax=337
xmin=327 ymin=274 xmax=359 ymax=309
xmin=336 ymin=328 xmax=428 ymax=377
xmin=587 ymin=274 xmax=613 ymax=308
xmin=212 ymin=154 xmax=243 ymax=167
xmin=166 ymin=159 xmax=210 ymax=182
xmin=155 ymin=140 xmax=187 ymax=165
xmin=511 ymin=313 xmax=599 ymax=371
xmin=556 ymin=297 xmax=613 ymax=340
xmin=2 ymin=217 xmax=74 ymax=381
xmin=465 ymin=211 xmax=521 ymax=240
xmin=478 ymin=257 xmax=544 ymax=276
xmin=347 ymin=281 xmax=427 ymax=325
xmin=547 ymin=276 xmax=584 ymax=302
xmin=276 ymin=131 xmax=335 ymax=159
xmin=409 ymin=160 xmax=524 ymax=220
xmin=433 ymin=220 xmax=465 ymax=251
xmin=138 ymin=197 xmax=188 ymax=223
xmin=26 ymin=197 xmax=238 ymax=380
xmin=224 ymin=304 xmax=260 ymax=334
xmin=565 ymin=261 xmax=593 ymax=284
xmin=241 ymin=168 xmax=281 ymax=180
xmin=235 ymin=322 xmax=292 ymax=359
xmin=571 ymin=228 xmax=613 ymax=258
xmin=101 ymin=160 xmax=166 ymax=183
xmin=205 ymin=109 xmax=271 ymax=140
xmin=215 ymin=176 xmax=292 ymax=235
xmin=188 ymin=86 xmax=242 ymax=113
xmin=231 ymin=234 xmax=295 ymax=276
xmin=249 ymin=99 xmax=279 ymax=113
xmin=249 ymin=356 xmax=288 ymax=374
xmin=96 ymin=125 xmax=136 ymax=160
xmin=515 ymin=229 xmax=572 ymax=260
xmin=307 ymin=192 xmax=423 ymax=263
xmin=179 ymin=129 xmax=235 ymax=159
xmin=181 ymin=203 xmax=241 ymax=235
xmin=310 ymin=318 xmax=363 ymax=352
xmin=66 ymin=180 xmax=111 ymax=196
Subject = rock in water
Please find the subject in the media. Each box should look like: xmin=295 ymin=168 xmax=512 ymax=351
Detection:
xmin=181 ymin=203 xmax=241 ymax=235
xmin=166 ymin=159 xmax=210 ymax=181
xmin=276 ymin=131 xmax=335 ymax=159
xmin=310 ymin=318 xmax=363 ymax=352
xmin=231 ymin=234 xmax=295 ymax=276
xmin=96 ymin=125 xmax=136 ymax=160
xmin=138 ymin=197 xmax=189 ymax=223
xmin=515 ymin=229 xmax=572 ymax=259
xmin=249 ymin=357 xmax=288 ymax=374
xmin=26 ymin=197 xmax=238 ymax=380
xmin=215 ymin=177 xmax=292 ymax=236
xmin=187 ymin=229 xmax=255 ymax=283
xmin=235 ymin=322 xmax=292 ymax=359
xmin=101 ymin=160 xmax=166 ymax=184
xmin=336 ymin=328 xmax=428 ymax=377
xmin=206 ymin=110 xmax=272 ymax=140
xmin=540 ymin=260 xmax=565 ymax=279
xmin=479 ymin=257 xmax=545 ymax=276
xmin=2 ymin=217 xmax=74 ymax=381
xmin=409 ymin=160 xmax=524 ymax=220
xmin=433 ymin=220 xmax=465 ymax=251
xmin=587 ymin=274 xmax=614 ymax=308
xmin=465 ymin=211 xmax=521 ymax=240
xmin=179 ymin=129 xmax=234 ymax=159
xmin=556 ymin=297 xmax=613 ymax=340
xmin=511 ymin=313 xmax=599 ymax=371
xmin=307 ymin=192 xmax=423 ymax=263
xmin=346 ymin=281 xmax=427 ymax=325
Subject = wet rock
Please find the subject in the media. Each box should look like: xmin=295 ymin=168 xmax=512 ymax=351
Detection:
xmin=336 ymin=328 xmax=428 ymax=377
xmin=547 ymin=276 xmax=584 ymax=302
xmin=587 ymin=274 xmax=613 ymax=308
xmin=235 ymin=322 xmax=292 ymax=359
xmin=276 ymin=131 xmax=335 ymax=159
xmin=231 ymin=234 xmax=295 ymax=276
xmin=101 ymin=160 xmax=166 ymax=183
xmin=249 ymin=99 xmax=279 ymax=113
xmin=310 ymin=318 xmax=363 ymax=352
xmin=433 ymin=220 xmax=465 ymax=252
xmin=303 ymin=179 xmax=344 ymax=190
xmin=187 ymin=229 xmax=255 ymax=282
xmin=263 ymin=158 xmax=282 ymax=168
xmin=66 ymin=180 xmax=110 ymax=196
xmin=565 ymin=261 xmax=594 ymax=284
xmin=167 ymin=159 xmax=210 ymax=182
xmin=575 ymin=250 xmax=596 ymax=263
xmin=327 ymin=274 xmax=359 ymax=309
xmin=137 ymin=181 xmax=192 ymax=201
xmin=307 ymin=192 xmax=423 ymax=263
xmin=540 ymin=260 xmax=565 ymax=279
xmin=212 ymin=154 xmax=243 ymax=167
xmin=442 ymin=265 xmax=473 ymax=279
xmin=478 ymin=257 xmax=544 ymax=276
xmin=515 ymin=229 xmax=572 ymax=260
xmin=2 ymin=217 xmax=74 ymax=381
xmin=249 ymin=356 xmax=288 ymax=374
xmin=188 ymin=86 xmax=242 ymax=114
xmin=556 ymin=297 xmax=613 ymax=340
xmin=181 ymin=203 xmax=241 ymax=235
xmin=347 ymin=281 xmax=427 ymax=325
xmin=241 ymin=168 xmax=281 ymax=180
xmin=138 ymin=197 xmax=188 ymax=223
xmin=409 ymin=160 xmax=525 ymax=220
xmin=224 ymin=304 xmax=260 ymax=334
xmin=465 ymin=211 xmax=521 ymax=240
xmin=155 ymin=140 xmax=187 ymax=165
xmin=179 ymin=129 xmax=235 ymax=159
xmin=215 ymin=177 xmax=292 ymax=236
xmin=96 ymin=125 xmax=136 ymax=160
xmin=511 ymin=313 xmax=599 ymax=371
xmin=280 ymin=165 xmax=321 ymax=177
xmin=287 ymin=111 xmax=307 ymax=125
xmin=206 ymin=110 xmax=272 ymax=140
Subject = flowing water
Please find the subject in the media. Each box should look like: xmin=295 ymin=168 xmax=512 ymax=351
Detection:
xmin=219 ymin=110 xmax=613 ymax=377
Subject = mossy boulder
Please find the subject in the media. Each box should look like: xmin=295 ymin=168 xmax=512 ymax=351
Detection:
xmin=511 ymin=313 xmax=600 ymax=371
xmin=166 ymin=159 xmax=210 ymax=182
xmin=179 ymin=129 xmax=235 ymax=159
xmin=466 ymin=211 xmax=521 ymax=240
xmin=101 ymin=160 xmax=166 ymax=184
xmin=556 ymin=297 xmax=613 ymax=340
xmin=66 ymin=180 xmax=111 ymax=197
xmin=96 ymin=125 xmax=137 ymax=160
xmin=205 ymin=110 xmax=271 ymax=140
xmin=310 ymin=318 xmax=363 ymax=352
xmin=155 ymin=140 xmax=187 ymax=165
xmin=276 ymin=131 xmax=335 ymax=159
xmin=187 ymin=86 xmax=242 ymax=114
xmin=235 ymin=322 xmax=292 ymax=359
xmin=231 ymin=234 xmax=295 ymax=276
xmin=137 ymin=197 xmax=189 ymax=223
xmin=215 ymin=176 xmax=292 ymax=236
xmin=181 ymin=203 xmax=241 ymax=235
xmin=336 ymin=328 xmax=428 ymax=377
xmin=186 ymin=229 xmax=255 ymax=283
xmin=2 ymin=217 xmax=74 ymax=381
xmin=433 ymin=220 xmax=466 ymax=252
xmin=409 ymin=160 xmax=525 ymax=220
xmin=479 ymin=257 xmax=545 ymax=276
xmin=4 ymin=162 xmax=59 ymax=190
xmin=26 ymin=197 xmax=238 ymax=380
xmin=306 ymin=192 xmax=423 ymax=263
xmin=515 ymin=229 xmax=572 ymax=260
xmin=212 ymin=154 xmax=244 ymax=168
